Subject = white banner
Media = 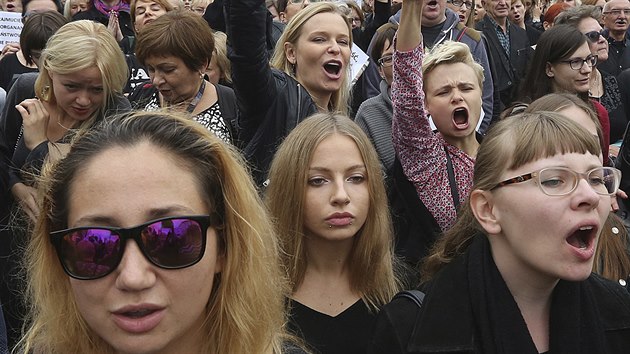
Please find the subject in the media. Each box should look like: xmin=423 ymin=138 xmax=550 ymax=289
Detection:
xmin=0 ymin=11 xmax=23 ymax=50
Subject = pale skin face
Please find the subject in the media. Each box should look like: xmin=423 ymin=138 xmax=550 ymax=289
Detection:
xmin=423 ymin=0 xmax=448 ymax=27
xmin=69 ymin=0 xmax=89 ymax=16
xmin=424 ymin=62 xmax=482 ymax=152
xmin=303 ymin=134 xmax=370 ymax=244
xmin=280 ymin=0 xmax=310 ymax=23
xmin=284 ymin=12 xmax=351 ymax=110
xmin=134 ymin=0 xmax=168 ymax=33
xmin=482 ymin=0 xmax=511 ymax=22
xmin=50 ymin=67 xmax=105 ymax=122
xmin=67 ymin=142 xmax=223 ymax=354
xmin=474 ymin=152 xmax=609 ymax=288
xmin=145 ymin=55 xmax=206 ymax=105
xmin=377 ymin=38 xmax=394 ymax=86
xmin=603 ymin=0 xmax=630 ymax=39
xmin=547 ymin=42 xmax=593 ymax=95
xmin=509 ymin=0 xmax=525 ymax=27
xmin=578 ymin=17 xmax=609 ymax=63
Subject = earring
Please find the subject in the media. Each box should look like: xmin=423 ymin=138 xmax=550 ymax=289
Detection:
xmin=40 ymin=85 xmax=50 ymax=101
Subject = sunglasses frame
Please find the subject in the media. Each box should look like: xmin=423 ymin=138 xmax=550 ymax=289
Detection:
xmin=584 ymin=30 xmax=606 ymax=43
xmin=50 ymin=215 xmax=219 ymax=280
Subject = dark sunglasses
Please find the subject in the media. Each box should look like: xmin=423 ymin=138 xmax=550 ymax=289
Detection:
xmin=584 ymin=30 xmax=606 ymax=43
xmin=50 ymin=215 xmax=219 ymax=280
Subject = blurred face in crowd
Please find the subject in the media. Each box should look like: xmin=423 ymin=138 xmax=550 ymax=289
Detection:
xmin=422 ymin=0 xmax=447 ymax=27
xmin=483 ymin=0 xmax=511 ymax=21
xmin=69 ymin=0 xmax=89 ymax=17
xmin=280 ymin=0 xmax=310 ymax=24
xmin=145 ymin=55 xmax=206 ymax=105
xmin=578 ymin=16 xmax=608 ymax=63
xmin=602 ymin=0 xmax=630 ymax=37
xmin=377 ymin=39 xmax=394 ymax=87
xmin=134 ymin=0 xmax=168 ymax=32
xmin=446 ymin=0 xmax=473 ymax=23
xmin=1 ymin=0 xmax=23 ymax=12
xmin=474 ymin=1 xmax=486 ymax=22
xmin=509 ymin=0 xmax=525 ymax=26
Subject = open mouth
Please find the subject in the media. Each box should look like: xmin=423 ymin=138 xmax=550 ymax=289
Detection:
xmin=122 ymin=309 xmax=158 ymax=318
xmin=426 ymin=0 xmax=438 ymax=7
xmin=616 ymin=19 xmax=627 ymax=26
xmin=566 ymin=226 xmax=595 ymax=249
xmin=452 ymin=107 xmax=469 ymax=129
xmin=458 ymin=14 xmax=466 ymax=21
xmin=323 ymin=60 xmax=343 ymax=78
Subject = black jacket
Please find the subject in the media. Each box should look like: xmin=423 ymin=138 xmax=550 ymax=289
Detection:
xmin=476 ymin=17 xmax=532 ymax=110
xmin=225 ymin=0 xmax=317 ymax=187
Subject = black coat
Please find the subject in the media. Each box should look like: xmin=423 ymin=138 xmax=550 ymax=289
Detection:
xmin=73 ymin=6 xmax=134 ymax=39
xmin=225 ymin=0 xmax=317 ymax=187
xmin=476 ymin=17 xmax=532 ymax=110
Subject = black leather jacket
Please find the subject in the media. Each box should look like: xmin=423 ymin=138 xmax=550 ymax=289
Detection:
xmin=225 ymin=0 xmax=317 ymax=187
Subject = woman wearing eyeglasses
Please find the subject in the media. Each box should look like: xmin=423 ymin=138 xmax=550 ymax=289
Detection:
xmin=520 ymin=24 xmax=612 ymax=165
xmin=369 ymin=111 xmax=630 ymax=354
xmin=555 ymin=5 xmax=627 ymax=146
xmin=19 ymin=111 xmax=302 ymax=354
xmin=445 ymin=0 xmax=475 ymax=27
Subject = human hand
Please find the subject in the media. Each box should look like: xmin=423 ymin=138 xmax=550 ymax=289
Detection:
xmin=11 ymin=183 xmax=38 ymax=222
xmin=0 ymin=42 xmax=20 ymax=59
xmin=107 ymin=11 xmax=124 ymax=42
xmin=612 ymin=189 xmax=628 ymax=212
xmin=15 ymin=98 xmax=50 ymax=151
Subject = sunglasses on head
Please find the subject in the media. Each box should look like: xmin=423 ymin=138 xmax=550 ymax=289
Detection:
xmin=50 ymin=215 xmax=220 ymax=280
xmin=584 ymin=30 xmax=606 ymax=43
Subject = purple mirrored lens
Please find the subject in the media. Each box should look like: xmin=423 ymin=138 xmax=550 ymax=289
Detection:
xmin=141 ymin=219 xmax=204 ymax=267
xmin=60 ymin=229 xmax=121 ymax=278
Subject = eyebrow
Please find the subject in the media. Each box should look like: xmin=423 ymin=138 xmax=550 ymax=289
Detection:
xmin=70 ymin=205 xmax=202 ymax=227
xmin=309 ymin=164 xmax=366 ymax=173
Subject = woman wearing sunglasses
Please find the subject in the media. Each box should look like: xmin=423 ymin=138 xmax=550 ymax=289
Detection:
xmin=265 ymin=113 xmax=401 ymax=354
xmin=520 ymin=24 xmax=612 ymax=165
xmin=369 ymin=111 xmax=630 ymax=354
xmin=19 ymin=111 xmax=299 ymax=353
xmin=555 ymin=5 xmax=627 ymax=146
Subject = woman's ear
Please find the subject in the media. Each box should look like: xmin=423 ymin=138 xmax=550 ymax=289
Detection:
xmin=284 ymin=42 xmax=297 ymax=65
xmin=545 ymin=62 xmax=554 ymax=78
xmin=470 ymin=189 xmax=502 ymax=235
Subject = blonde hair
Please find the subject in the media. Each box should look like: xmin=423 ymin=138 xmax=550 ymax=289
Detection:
xmin=270 ymin=3 xmax=352 ymax=115
xmin=34 ymin=20 xmax=128 ymax=129
xmin=21 ymin=111 xmax=291 ymax=353
xmin=421 ymin=112 xmax=602 ymax=281
xmin=422 ymin=40 xmax=485 ymax=90
xmin=212 ymin=31 xmax=232 ymax=84
xmin=265 ymin=112 xmax=400 ymax=311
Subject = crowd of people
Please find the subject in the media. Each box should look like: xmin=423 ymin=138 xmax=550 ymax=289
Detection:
xmin=0 ymin=0 xmax=630 ymax=352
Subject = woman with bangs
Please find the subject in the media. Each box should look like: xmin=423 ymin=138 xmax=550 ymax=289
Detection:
xmin=0 ymin=20 xmax=129 ymax=349
xmin=130 ymin=10 xmax=236 ymax=144
xmin=521 ymin=93 xmax=630 ymax=291
xmin=388 ymin=0 xmax=484 ymax=269
xmin=226 ymin=1 xmax=352 ymax=186
xmin=19 ymin=111 xmax=303 ymax=353
xmin=266 ymin=113 xmax=401 ymax=354
xmin=370 ymin=110 xmax=630 ymax=354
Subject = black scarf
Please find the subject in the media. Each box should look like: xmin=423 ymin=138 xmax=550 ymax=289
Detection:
xmin=466 ymin=235 xmax=607 ymax=354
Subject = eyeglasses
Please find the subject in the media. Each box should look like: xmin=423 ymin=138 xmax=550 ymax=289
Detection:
xmin=351 ymin=16 xmax=362 ymax=25
xmin=378 ymin=54 xmax=393 ymax=67
xmin=558 ymin=54 xmax=598 ymax=70
xmin=50 ymin=215 xmax=218 ymax=280
xmin=603 ymin=9 xmax=630 ymax=16
xmin=584 ymin=30 xmax=606 ymax=43
xmin=491 ymin=166 xmax=621 ymax=196
xmin=448 ymin=0 xmax=473 ymax=7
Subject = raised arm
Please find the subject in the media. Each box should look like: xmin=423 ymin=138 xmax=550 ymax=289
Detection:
xmin=224 ymin=0 xmax=276 ymax=141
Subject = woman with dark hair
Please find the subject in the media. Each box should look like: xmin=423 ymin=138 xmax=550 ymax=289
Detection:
xmin=0 ymin=11 xmax=67 ymax=92
xmin=555 ymin=5 xmax=627 ymax=145
xmin=519 ymin=24 xmax=611 ymax=165
xmin=129 ymin=10 xmax=236 ymax=144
